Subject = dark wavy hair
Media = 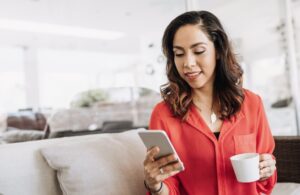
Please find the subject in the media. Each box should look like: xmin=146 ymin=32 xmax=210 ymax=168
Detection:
xmin=161 ymin=10 xmax=244 ymax=120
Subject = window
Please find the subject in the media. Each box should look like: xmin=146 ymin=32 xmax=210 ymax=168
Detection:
xmin=0 ymin=47 xmax=26 ymax=112
xmin=38 ymin=49 xmax=139 ymax=108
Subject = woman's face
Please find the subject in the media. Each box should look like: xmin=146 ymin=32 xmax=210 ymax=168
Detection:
xmin=173 ymin=24 xmax=217 ymax=91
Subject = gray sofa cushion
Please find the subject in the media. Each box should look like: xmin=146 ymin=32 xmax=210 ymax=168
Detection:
xmin=0 ymin=137 xmax=63 ymax=195
xmin=41 ymin=129 xmax=147 ymax=195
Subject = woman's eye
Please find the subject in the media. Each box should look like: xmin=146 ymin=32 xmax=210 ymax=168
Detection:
xmin=195 ymin=51 xmax=205 ymax=55
xmin=175 ymin=53 xmax=184 ymax=57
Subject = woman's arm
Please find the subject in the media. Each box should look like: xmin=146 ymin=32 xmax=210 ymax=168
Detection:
xmin=255 ymin=96 xmax=277 ymax=195
xmin=144 ymin=146 xmax=181 ymax=195
xmin=144 ymin=103 xmax=181 ymax=195
xmin=146 ymin=177 xmax=181 ymax=195
xmin=149 ymin=183 xmax=169 ymax=195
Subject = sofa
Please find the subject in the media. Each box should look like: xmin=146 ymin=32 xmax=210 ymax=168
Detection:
xmin=0 ymin=111 xmax=48 ymax=144
xmin=0 ymin=129 xmax=299 ymax=195
xmin=0 ymin=109 xmax=145 ymax=143
xmin=6 ymin=110 xmax=47 ymax=131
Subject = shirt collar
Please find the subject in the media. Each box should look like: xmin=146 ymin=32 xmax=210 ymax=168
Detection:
xmin=185 ymin=103 xmax=245 ymax=136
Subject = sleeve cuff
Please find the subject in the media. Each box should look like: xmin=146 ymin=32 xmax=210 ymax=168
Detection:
xmin=257 ymin=170 xmax=277 ymax=195
xmin=163 ymin=180 xmax=180 ymax=195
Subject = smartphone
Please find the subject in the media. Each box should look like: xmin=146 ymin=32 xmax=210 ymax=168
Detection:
xmin=138 ymin=130 xmax=184 ymax=170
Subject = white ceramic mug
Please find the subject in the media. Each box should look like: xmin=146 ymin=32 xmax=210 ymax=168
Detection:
xmin=230 ymin=153 xmax=260 ymax=183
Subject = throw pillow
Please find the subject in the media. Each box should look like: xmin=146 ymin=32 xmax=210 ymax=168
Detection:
xmin=2 ymin=129 xmax=44 ymax=143
xmin=41 ymin=129 xmax=147 ymax=195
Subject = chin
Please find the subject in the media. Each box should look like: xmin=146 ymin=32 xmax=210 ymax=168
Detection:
xmin=189 ymin=82 xmax=205 ymax=89
xmin=186 ymin=78 xmax=212 ymax=90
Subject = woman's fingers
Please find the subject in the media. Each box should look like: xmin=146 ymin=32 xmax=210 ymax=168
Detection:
xmin=259 ymin=154 xmax=276 ymax=169
xmin=259 ymin=159 xmax=275 ymax=169
xmin=154 ymin=161 xmax=183 ymax=182
xmin=153 ymin=153 xmax=178 ymax=169
xmin=259 ymin=153 xmax=272 ymax=161
xmin=260 ymin=165 xmax=276 ymax=178
xmin=156 ymin=169 xmax=182 ymax=182
xmin=259 ymin=154 xmax=276 ymax=179
xmin=159 ymin=160 xmax=184 ymax=173
xmin=144 ymin=146 xmax=160 ymax=165
xmin=143 ymin=147 xmax=184 ymax=188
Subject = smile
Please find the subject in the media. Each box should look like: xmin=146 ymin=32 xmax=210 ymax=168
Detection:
xmin=184 ymin=71 xmax=202 ymax=80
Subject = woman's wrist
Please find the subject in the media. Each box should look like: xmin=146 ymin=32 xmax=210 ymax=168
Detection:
xmin=144 ymin=180 xmax=163 ymax=194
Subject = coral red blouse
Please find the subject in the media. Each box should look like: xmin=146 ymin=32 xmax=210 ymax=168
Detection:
xmin=147 ymin=89 xmax=277 ymax=195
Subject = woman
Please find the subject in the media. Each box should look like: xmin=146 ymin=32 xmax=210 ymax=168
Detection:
xmin=143 ymin=10 xmax=277 ymax=195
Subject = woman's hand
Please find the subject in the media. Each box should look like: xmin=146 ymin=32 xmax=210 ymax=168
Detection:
xmin=259 ymin=154 xmax=276 ymax=181
xmin=143 ymin=146 xmax=184 ymax=191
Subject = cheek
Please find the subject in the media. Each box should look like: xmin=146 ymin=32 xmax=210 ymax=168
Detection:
xmin=200 ymin=58 xmax=216 ymax=73
xmin=174 ymin=58 xmax=181 ymax=67
xmin=201 ymin=65 xmax=215 ymax=77
xmin=174 ymin=62 xmax=183 ymax=74
xmin=203 ymin=62 xmax=215 ymax=70
xmin=199 ymin=49 xmax=216 ymax=66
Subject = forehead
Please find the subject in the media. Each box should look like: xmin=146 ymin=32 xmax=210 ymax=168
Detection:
xmin=173 ymin=24 xmax=210 ymax=47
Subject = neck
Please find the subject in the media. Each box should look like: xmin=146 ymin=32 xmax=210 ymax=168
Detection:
xmin=192 ymin=86 xmax=214 ymax=109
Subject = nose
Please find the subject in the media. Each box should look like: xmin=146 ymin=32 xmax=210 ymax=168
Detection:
xmin=183 ymin=53 xmax=196 ymax=68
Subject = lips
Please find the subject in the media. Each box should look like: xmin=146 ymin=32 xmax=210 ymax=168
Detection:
xmin=184 ymin=71 xmax=202 ymax=80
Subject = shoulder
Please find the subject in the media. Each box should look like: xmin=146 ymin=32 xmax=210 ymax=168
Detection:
xmin=243 ymin=88 xmax=262 ymax=105
xmin=241 ymin=88 xmax=264 ymax=113
xmin=149 ymin=101 xmax=175 ymax=131
xmin=151 ymin=101 xmax=173 ymax=117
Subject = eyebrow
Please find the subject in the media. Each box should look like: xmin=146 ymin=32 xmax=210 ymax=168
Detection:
xmin=173 ymin=42 xmax=207 ymax=50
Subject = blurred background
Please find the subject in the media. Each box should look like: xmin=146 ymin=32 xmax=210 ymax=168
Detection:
xmin=0 ymin=0 xmax=299 ymax=138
